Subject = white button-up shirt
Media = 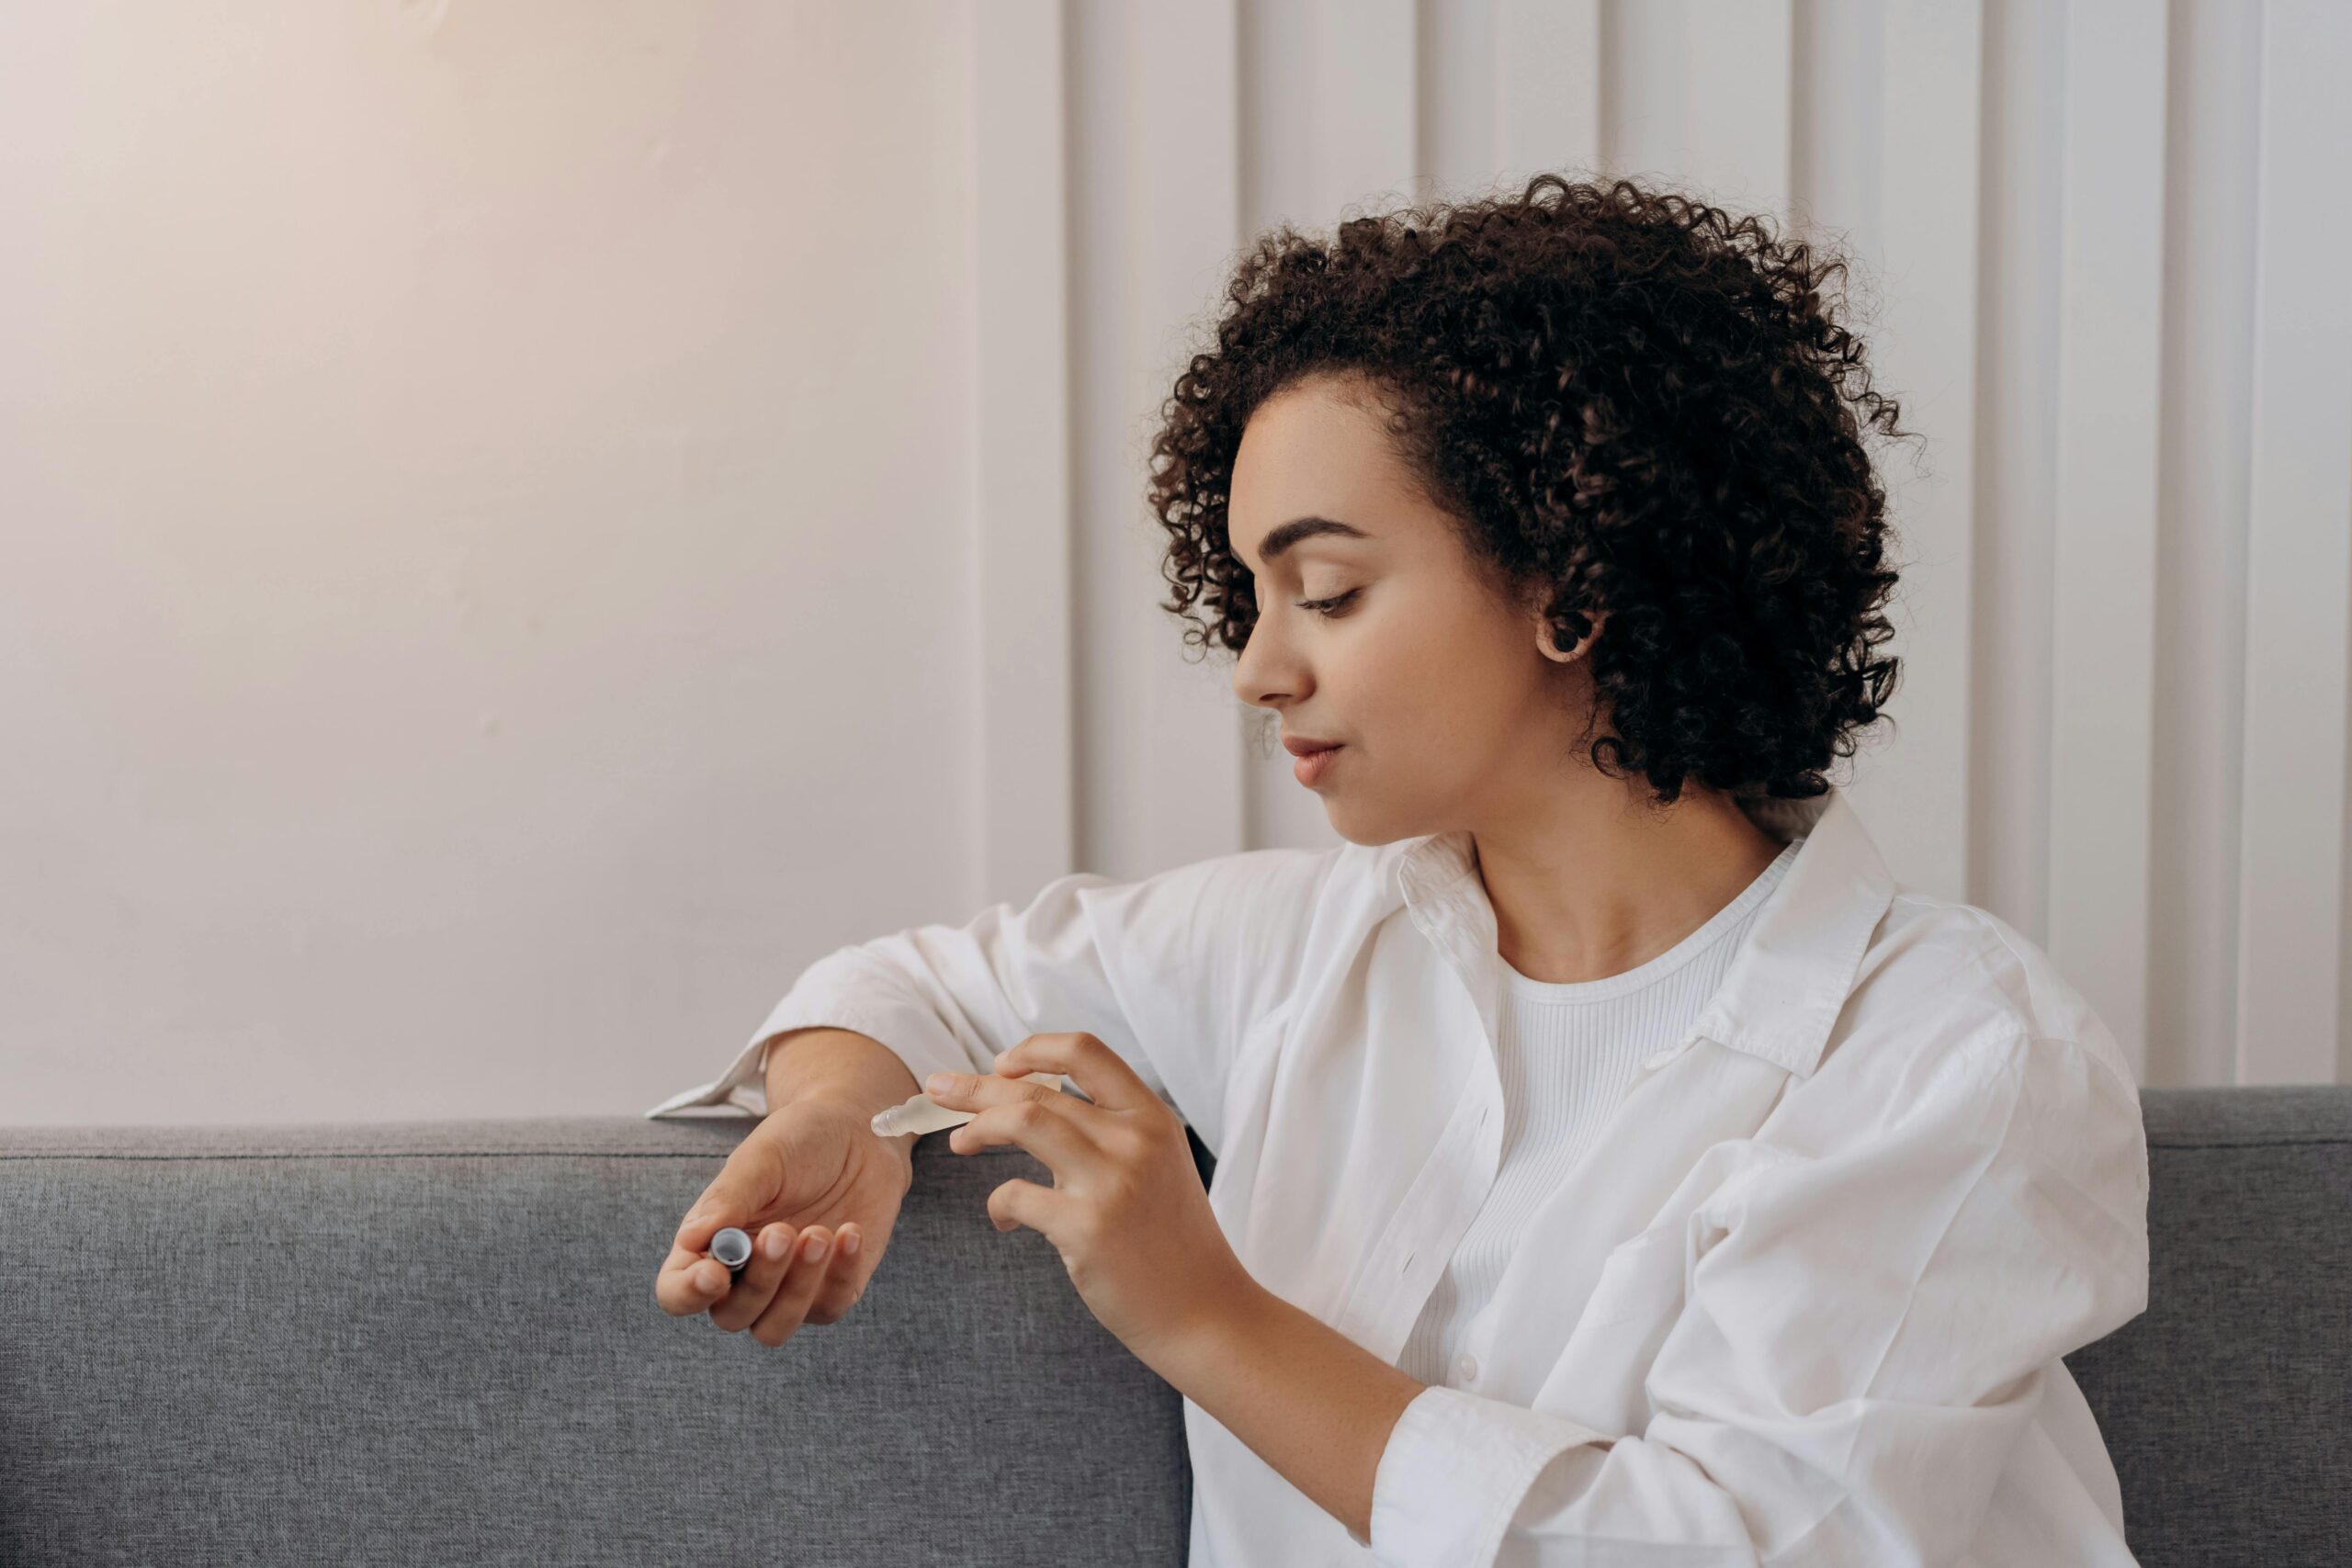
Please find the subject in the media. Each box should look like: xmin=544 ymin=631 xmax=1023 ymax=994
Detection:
xmin=647 ymin=785 xmax=2150 ymax=1566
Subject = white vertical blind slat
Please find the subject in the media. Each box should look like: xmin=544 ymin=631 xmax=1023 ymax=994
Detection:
xmin=1056 ymin=1 xmax=1250 ymax=880
xmin=1683 ymin=0 xmax=1794 ymax=214
xmin=971 ymin=0 xmax=1078 ymax=906
xmin=1855 ymin=0 xmax=1987 ymax=905
xmin=2233 ymin=0 xmax=2352 ymax=1087
xmin=2045 ymin=0 xmax=2169 ymax=1084
xmin=1237 ymin=0 xmax=1419 ymax=854
xmin=1494 ymin=0 xmax=1602 ymax=180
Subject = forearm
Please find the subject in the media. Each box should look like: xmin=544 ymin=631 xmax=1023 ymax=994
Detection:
xmin=762 ymin=1026 xmax=922 ymax=1122
xmin=1148 ymin=1278 xmax=1427 ymax=1548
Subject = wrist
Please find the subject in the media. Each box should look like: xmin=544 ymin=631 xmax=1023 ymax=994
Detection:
xmin=757 ymin=1089 xmax=919 ymax=1188
xmin=763 ymin=1027 xmax=921 ymax=1120
xmin=1141 ymin=1264 xmax=1268 ymax=1386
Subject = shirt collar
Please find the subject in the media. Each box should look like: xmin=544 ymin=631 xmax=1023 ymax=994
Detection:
xmin=1390 ymin=784 xmax=1894 ymax=1080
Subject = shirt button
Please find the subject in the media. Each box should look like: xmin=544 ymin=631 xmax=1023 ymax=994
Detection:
xmin=1453 ymin=1352 xmax=1478 ymax=1383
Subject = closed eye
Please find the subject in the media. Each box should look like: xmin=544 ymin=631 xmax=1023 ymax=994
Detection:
xmin=1295 ymin=589 xmax=1362 ymax=618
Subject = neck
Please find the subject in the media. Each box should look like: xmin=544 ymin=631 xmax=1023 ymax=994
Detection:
xmin=1471 ymin=783 xmax=1783 ymax=986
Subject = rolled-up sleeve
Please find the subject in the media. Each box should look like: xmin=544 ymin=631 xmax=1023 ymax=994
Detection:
xmin=1364 ymin=1028 xmax=2151 ymax=1566
xmin=644 ymin=846 xmax=1337 ymax=1156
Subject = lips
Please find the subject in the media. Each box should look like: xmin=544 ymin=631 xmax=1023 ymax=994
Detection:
xmin=1282 ymin=736 xmax=1342 ymax=757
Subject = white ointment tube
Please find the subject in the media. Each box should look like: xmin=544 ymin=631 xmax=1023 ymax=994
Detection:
xmin=870 ymin=1070 xmax=1066 ymax=1138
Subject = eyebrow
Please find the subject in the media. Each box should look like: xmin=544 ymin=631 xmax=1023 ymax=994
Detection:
xmin=1242 ymin=515 xmax=1374 ymax=573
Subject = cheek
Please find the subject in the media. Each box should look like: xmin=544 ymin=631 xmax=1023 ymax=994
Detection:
xmin=1347 ymin=607 xmax=1522 ymax=768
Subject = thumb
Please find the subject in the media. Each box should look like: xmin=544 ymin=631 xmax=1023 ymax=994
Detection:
xmin=674 ymin=1150 xmax=773 ymax=1251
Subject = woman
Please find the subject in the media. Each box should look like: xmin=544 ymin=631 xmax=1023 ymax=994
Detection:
xmin=650 ymin=174 xmax=2150 ymax=1566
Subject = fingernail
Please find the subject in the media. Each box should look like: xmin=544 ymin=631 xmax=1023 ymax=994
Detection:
xmin=842 ymin=1231 xmax=862 ymax=1258
xmin=925 ymin=1073 xmax=953 ymax=1095
xmin=763 ymin=1228 xmax=787 ymax=1260
xmin=804 ymin=1232 xmax=829 ymax=1261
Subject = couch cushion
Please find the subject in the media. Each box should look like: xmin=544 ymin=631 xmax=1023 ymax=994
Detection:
xmin=6 ymin=1087 xmax=2348 ymax=1566
xmin=2061 ymin=1085 xmax=2352 ymax=1568
xmin=0 ymin=1117 xmax=1193 ymax=1566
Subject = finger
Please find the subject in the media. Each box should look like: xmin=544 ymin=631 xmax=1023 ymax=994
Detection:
xmin=673 ymin=1159 xmax=768 ymax=1254
xmin=749 ymin=1224 xmax=838 ymax=1348
xmin=709 ymin=1222 xmax=800 ymax=1333
xmin=656 ymin=1237 xmax=741 ymax=1316
xmin=993 ymin=1032 xmax=1156 ymax=1115
xmin=802 ymin=1222 xmax=870 ymax=1327
xmin=924 ymin=1068 xmax=1076 ymax=1121
xmin=946 ymin=1095 xmax=1102 ymax=1175
xmin=986 ymin=1176 xmax=1063 ymax=1236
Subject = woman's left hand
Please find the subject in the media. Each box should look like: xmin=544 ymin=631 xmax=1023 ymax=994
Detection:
xmin=924 ymin=1032 xmax=1253 ymax=1368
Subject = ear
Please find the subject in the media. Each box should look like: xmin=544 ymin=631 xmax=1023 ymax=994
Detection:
xmin=1535 ymin=604 xmax=1607 ymax=663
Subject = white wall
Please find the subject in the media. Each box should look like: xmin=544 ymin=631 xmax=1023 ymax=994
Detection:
xmin=6 ymin=0 xmax=2348 ymax=1127
xmin=2 ymin=2 xmax=989 ymax=1123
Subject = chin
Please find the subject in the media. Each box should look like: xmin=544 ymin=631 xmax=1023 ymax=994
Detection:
xmin=1317 ymin=800 xmax=1419 ymax=850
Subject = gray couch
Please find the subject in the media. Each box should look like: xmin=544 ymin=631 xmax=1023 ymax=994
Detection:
xmin=4 ymin=1085 xmax=2346 ymax=1565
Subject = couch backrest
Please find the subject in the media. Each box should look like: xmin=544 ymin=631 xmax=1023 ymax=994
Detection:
xmin=0 ymin=1117 xmax=1190 ymax=1567
xmin=2062 ymin=1085 xmax=2352 ymax=1567
xmin=2 ymin=1086 xmax=2346 ymax=1566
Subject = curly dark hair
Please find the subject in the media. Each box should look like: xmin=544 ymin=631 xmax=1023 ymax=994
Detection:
xmin=1144 ymin=172 xmax=1917 ymax=807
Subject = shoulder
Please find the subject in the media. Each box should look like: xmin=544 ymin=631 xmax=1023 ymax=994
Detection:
xmin=1833 ymin=886 xmax=2139 ymax=1108
xmin=1772 ymin=895 xmax=2149 ymax=1251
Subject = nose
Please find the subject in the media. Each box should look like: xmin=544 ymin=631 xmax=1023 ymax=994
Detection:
xmin=1231 ymin=621 xmax=1267 ymax=705
xmin=1231 ymin=610 xmax=1299 ymax=711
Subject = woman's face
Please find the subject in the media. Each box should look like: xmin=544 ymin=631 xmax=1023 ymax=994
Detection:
xmin=1227 ymin=373 xmax=1599 ymax=846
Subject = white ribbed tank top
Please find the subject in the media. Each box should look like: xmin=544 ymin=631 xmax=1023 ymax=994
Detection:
xmin=1396 ymin=836 xmax=1803 ymax=1391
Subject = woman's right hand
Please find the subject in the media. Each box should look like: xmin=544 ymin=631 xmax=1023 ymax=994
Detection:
xmin=654 ymin=1098 xmax=916 ymax=1346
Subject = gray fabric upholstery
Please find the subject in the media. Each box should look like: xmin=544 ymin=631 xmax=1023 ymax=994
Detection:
xmin=2 ymin=1086 xmax=2345 ymax=1565
xmin=0 ymin=1118 xmax=1191 ymax=1566
xmin=2064 ymin=1086 xmax=2352 ymax=1566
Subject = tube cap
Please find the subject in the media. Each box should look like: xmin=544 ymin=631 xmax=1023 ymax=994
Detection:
xmin=709 ymin=1226 xmax=753 ymax=1278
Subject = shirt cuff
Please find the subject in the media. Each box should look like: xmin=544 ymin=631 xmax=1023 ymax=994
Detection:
xmin=1365 ymin=1383 xmax=1615 ymax=1564
xmin=641 ymin=988 xmax=976 ymax=1121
